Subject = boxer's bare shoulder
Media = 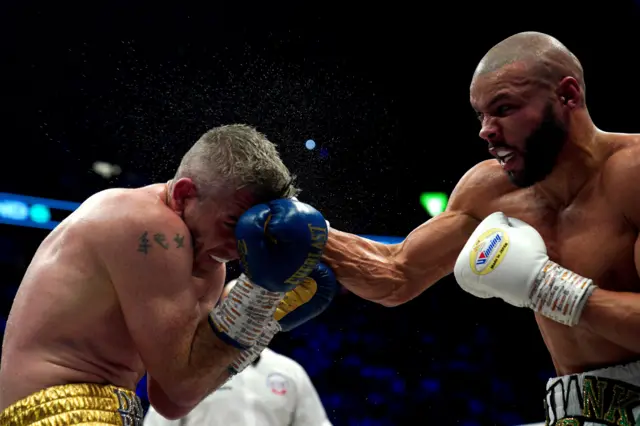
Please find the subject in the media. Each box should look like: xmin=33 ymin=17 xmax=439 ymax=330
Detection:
xmin=448 ymin=159 xmax=517 ymax=218
xmin=333 ymin=159 xmax=513 ymax=306
xmin=442 ymin=139 xmax=640 ymax=375
xmin=0 ymin=184 xmax=195 ymax=410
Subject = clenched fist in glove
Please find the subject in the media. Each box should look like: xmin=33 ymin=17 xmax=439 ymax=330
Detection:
xmin=453 ymin=212 xmax=595 ymax=326
xmin=210 ymin=198 xmax=328 ymax=351
xmin=228 ymin=263 xmax=339 ymax=375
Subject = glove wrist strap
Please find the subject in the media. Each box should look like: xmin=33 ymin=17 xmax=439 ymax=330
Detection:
xmin=530 ymin=260 xmax=595 ymax=326
xmin=228 ymin=320 xmax=281 ymax=376
xmin=210 ymin=274 xmax=284 ymax=349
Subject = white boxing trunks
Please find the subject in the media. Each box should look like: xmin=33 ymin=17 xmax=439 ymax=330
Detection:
xmin=544 ymin=360 xmax=640 ymax=425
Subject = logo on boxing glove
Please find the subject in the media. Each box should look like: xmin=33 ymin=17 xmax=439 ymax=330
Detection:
xmin=282 ymin=224 xmax=327 ymax=286
xmin=469 ymin=228 xmax=510 ymax=275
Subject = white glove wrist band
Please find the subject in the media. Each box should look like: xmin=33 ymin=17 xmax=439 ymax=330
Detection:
xmin=210 ymin=274 xmax=284 ymax=348
xmin=529 ymin=260 xmax=595 ymax=326
xmin=228 ymin=320 xmax=281 ymax=376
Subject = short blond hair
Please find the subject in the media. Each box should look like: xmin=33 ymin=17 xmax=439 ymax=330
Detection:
xmin=174 ymin=124 xmax=299 ymax=201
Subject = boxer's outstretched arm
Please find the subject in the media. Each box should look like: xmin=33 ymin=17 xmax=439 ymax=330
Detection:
xmin=323 ymin=161 xmax=500 ymax=307
xmin=104 ymin=210 xmax=237 ymax=417
xmin=325 ymin=212 xmax=479 ymax=306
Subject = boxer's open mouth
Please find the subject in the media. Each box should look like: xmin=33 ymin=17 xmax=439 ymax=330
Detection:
xmin=209 ymin=254 xmax=230 ymax=263
xmin=494 ymin=148 xmax=516 ymax=166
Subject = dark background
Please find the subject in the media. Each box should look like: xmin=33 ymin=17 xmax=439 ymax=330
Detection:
xmin=2 ymin=2 xmax=640 ymax=425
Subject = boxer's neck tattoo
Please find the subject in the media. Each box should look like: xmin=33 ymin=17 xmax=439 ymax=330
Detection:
xmin=174 ymin=234 xmax=185 ymax=248
xmin=153 ymin=233 xmax=169 ymax=250
xmin=137 ymin=232 xmax=151 ymax=254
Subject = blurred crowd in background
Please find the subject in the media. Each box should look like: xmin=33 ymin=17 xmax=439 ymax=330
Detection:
xmin=3 ymin=1 xmax=640 ymax=425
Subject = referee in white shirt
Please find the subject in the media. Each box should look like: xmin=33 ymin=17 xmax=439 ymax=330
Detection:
xmin=143 ymin=278 xmax=333 ymax=426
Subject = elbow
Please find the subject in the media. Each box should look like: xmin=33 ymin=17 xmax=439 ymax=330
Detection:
xmin=376 ymin=272 xmax=424 ymax=307
xmin=163 ymin=385 xmax=204 ymax=413
xmin=377 ymin=257 xmax=437 ymax=307
xmin=378 ymin=298 xmax=404 ymax=308
xmin=149 ymin=401 xmax=194 ymax=421
xmin=377 ymin=294 xmax=408 ymax=308
xmin=147 ymin=375 xmax=203 ymax=419
xmin=148 ymin=394 xmax=195 ymax=420
xmin=376 ymin=285 xmax=412 ymax=307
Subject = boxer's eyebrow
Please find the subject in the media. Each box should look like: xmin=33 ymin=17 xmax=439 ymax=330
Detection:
xmin=471 ymin=92 xmax=512 ymax=114
xmin=486 ymin=93 xmax=512 ymax=109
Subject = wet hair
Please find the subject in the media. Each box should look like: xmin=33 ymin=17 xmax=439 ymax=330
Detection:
xmin=174 ymin=124 xmax=300 ymax=202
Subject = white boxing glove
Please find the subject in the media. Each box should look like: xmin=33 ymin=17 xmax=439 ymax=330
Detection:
xmin=454 ymin=212 xmax=595 ymax=326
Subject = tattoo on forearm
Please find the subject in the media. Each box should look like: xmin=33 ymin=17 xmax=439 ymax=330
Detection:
xmin=137 ymin=231 xmax=187 ymax=254
xmin=138 ymin=232 xmax=151 ymax=254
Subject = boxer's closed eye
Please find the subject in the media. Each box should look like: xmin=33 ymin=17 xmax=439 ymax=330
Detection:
xmin=224 ymin=216 xmax=239 ymax=229
xmin=496 ymin=105 xmax=514 ymax=116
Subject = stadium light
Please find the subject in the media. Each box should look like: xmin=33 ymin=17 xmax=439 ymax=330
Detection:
xmin=420 ymin=192 xmax=448 ymax=217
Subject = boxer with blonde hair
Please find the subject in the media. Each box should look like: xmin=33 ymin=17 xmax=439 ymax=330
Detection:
xmin=0 ymin=124 xmax=331 ymax=425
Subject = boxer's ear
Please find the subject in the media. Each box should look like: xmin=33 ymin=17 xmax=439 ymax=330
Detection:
xmin=556 ymin=77 xmax=582 ymax=109
xmin=171 ymin=178 xmax=198 ymax=213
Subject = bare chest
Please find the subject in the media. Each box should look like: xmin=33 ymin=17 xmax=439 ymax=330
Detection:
xmin=487 ymin=190 xmax=640 ymax=292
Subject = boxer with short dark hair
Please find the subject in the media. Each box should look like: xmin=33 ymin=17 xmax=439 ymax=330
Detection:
xmin=0 ymin=124 xmax=329 ymax=425
xmin=323 ymin=32 xmax=640 ymax=423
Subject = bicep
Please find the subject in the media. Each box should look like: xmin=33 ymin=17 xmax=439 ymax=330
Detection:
xmin=387 ymin=162 xmax=500 ymax=304
xmin=106 ymin=220 xmax=200 ymax=382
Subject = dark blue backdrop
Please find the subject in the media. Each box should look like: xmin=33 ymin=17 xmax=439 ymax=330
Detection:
xmin=2 ymin=2 xmax=640 ymax=425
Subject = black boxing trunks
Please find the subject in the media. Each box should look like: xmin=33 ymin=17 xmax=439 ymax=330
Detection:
xmin=0 ymin=383 xmax=143 ymax=426
xmin=544 ymin=360 xmax=640 ymax=425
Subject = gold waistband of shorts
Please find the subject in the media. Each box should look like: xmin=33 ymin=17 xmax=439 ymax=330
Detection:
xmin=0 ymin=383 xmax=143 ymax=426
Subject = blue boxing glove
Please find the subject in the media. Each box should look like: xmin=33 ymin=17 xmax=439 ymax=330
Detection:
xmin=229 ymin=263 xmax=338 ymax=375
xmin=275 ymin=262 xmax=339 ymax=331
xmin=210 ymin=199 xmax=328 ymax=351
xmin=235 ymin=198 xmax=328 ymax=291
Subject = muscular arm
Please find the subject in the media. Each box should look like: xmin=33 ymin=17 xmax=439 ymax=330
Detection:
xmin=105 ymin=209 xmax=236 ymax=417
xmin=325 ymin=212 xmax=478 ymax=306
xmin=323 ymin=161 xmax=500 ymax=307
xmin=579 ymin=288 xmax=640 ymax=353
